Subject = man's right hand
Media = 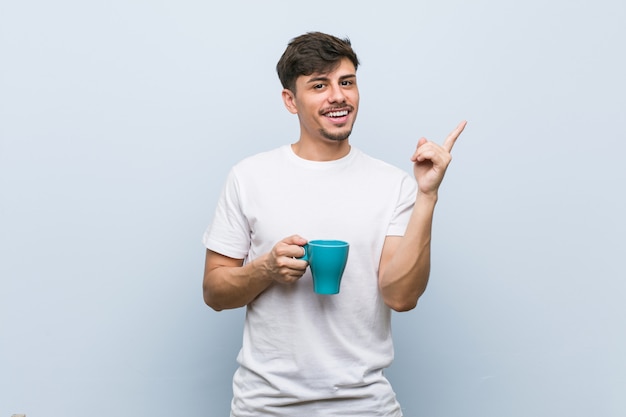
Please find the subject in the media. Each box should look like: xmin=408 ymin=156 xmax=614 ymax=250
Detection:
xmin=259 ymin=235 xmax=309 ymax=284
xmin=203 ymin=235 xmax=309 ymax=311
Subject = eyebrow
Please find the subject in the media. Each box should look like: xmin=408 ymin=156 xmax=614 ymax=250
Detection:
xmin=306 ymin=74 xmax=356 ymax=84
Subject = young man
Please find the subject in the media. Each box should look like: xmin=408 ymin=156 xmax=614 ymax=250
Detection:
xmin=203 ymin=32 xmax=466 ymax=417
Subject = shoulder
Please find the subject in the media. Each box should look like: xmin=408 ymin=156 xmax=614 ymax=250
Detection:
xmin=351 ymin=149 xmax=417 ymax=199
xmin=352 ymin=148 xmax=412 ymax=180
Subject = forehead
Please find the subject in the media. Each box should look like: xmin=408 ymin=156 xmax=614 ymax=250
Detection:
xmin=300 ymin=58 xmax=357 ymax=83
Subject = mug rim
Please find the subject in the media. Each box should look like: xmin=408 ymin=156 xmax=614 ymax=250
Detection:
xmin=307 ymin=239 xmax=349 ymax=247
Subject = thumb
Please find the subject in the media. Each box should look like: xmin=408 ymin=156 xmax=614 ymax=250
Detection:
xmin=411 ymin=137 xmax=428 ymax=162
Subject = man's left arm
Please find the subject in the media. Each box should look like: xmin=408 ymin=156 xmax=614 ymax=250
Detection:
xmin=378 ymin=121 xmax=467 ymax=312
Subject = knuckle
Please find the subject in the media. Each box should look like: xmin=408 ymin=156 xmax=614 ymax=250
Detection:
xmin=275 ymin=257 xmax=290 ymax=268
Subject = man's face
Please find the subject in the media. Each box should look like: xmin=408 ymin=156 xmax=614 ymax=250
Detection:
xmin=283 ymin=58 xmax=359 ymax=143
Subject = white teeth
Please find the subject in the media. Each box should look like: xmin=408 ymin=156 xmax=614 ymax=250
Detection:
xmin=327 ymin=110 xmax=348 ymax=117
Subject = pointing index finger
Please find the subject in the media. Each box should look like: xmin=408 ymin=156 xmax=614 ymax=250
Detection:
xmin=442 ymin=120 xmax=467 ymax=152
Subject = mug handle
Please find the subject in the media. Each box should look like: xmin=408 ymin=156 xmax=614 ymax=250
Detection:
xmin=297 ymin=244 xmax=309 ymax=261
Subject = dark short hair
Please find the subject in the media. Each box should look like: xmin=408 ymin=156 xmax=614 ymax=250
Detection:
xmin=276 ymin=32 xmax=360 ymax=92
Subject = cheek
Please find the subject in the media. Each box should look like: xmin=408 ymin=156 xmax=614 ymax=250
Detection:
xmin=347 ymin=91 xmax=360 ymax=106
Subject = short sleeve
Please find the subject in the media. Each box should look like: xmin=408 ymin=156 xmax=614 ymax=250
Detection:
xmin=202 ymin=168 xmax=251 ymax=259
xmin=386 ymin=174 xmax=417 ymax=237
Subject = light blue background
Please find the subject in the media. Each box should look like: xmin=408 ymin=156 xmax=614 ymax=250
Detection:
xmin=1 ymin=1 xmax=625 ymax=416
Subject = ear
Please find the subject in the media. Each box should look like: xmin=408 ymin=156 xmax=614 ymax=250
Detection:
xmin=281 ymin=89 xmax=298 ymax=114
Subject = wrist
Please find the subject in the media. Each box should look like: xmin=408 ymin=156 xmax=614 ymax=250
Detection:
xmin=416 ymin=190 xmax=439 ymax=204
xmin=249 ymin=255 xmax=274 ymax=284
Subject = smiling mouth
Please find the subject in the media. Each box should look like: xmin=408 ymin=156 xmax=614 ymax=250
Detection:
xmin=321 ymin=105 xmax=353 ymax=119
xmin=325 ymin=110 xmax=349 ymax=118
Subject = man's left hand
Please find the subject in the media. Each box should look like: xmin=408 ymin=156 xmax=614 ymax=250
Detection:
xmin=411 ymin=120 xmax=467 ymax=195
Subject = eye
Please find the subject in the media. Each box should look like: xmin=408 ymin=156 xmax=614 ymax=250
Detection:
xmin=340 ymin=80 xmax=352 ymax=86
xmin=313 ymin=83 xmax=325 ymax=90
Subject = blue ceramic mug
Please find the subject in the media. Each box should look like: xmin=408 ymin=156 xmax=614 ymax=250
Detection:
xmin=299 ymin=240 xmax=350 ymax=295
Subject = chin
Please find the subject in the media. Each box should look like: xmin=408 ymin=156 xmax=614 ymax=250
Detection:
xmin=320 ymin=129 xmax=352 ymax=142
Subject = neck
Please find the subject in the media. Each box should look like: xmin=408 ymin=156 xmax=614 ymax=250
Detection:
xmin=291 ymin=136 xmax=351 ymax=162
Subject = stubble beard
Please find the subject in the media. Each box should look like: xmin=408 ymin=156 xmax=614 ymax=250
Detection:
xmin=319 ymin=127 xmax=352 ymax=142
xmin=319 ymin=116 xmax=355 ymax=142
xmin=318 ymin=104 xmax=356 ymax=142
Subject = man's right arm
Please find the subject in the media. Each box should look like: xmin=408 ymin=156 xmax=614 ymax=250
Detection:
xmin=202 ymin=235 xmax=309 ymax=311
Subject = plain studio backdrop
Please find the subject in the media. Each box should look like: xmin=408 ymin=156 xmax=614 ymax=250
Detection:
xmin=1 ymin=0 xmax=625 ymax=416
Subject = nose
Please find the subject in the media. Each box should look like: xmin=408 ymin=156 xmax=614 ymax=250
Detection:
xmin=328 ymin=84 xmax=346 ymax=104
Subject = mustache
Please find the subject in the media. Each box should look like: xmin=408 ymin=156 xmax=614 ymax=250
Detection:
xmin=319 ymin=104 xmax=355 ymax=115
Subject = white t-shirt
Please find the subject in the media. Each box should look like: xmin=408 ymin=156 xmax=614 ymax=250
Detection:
xmin=203 ymin=145 xmax=417 ymax=417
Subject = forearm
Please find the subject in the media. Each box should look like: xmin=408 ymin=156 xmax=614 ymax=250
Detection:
xmin=379 ymin=192 xmax=437 ymax=311
xmin=203 ymin=236 xmax=309 ymax=311
xmin=203 ymin=253 xmax=274 ymax=311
